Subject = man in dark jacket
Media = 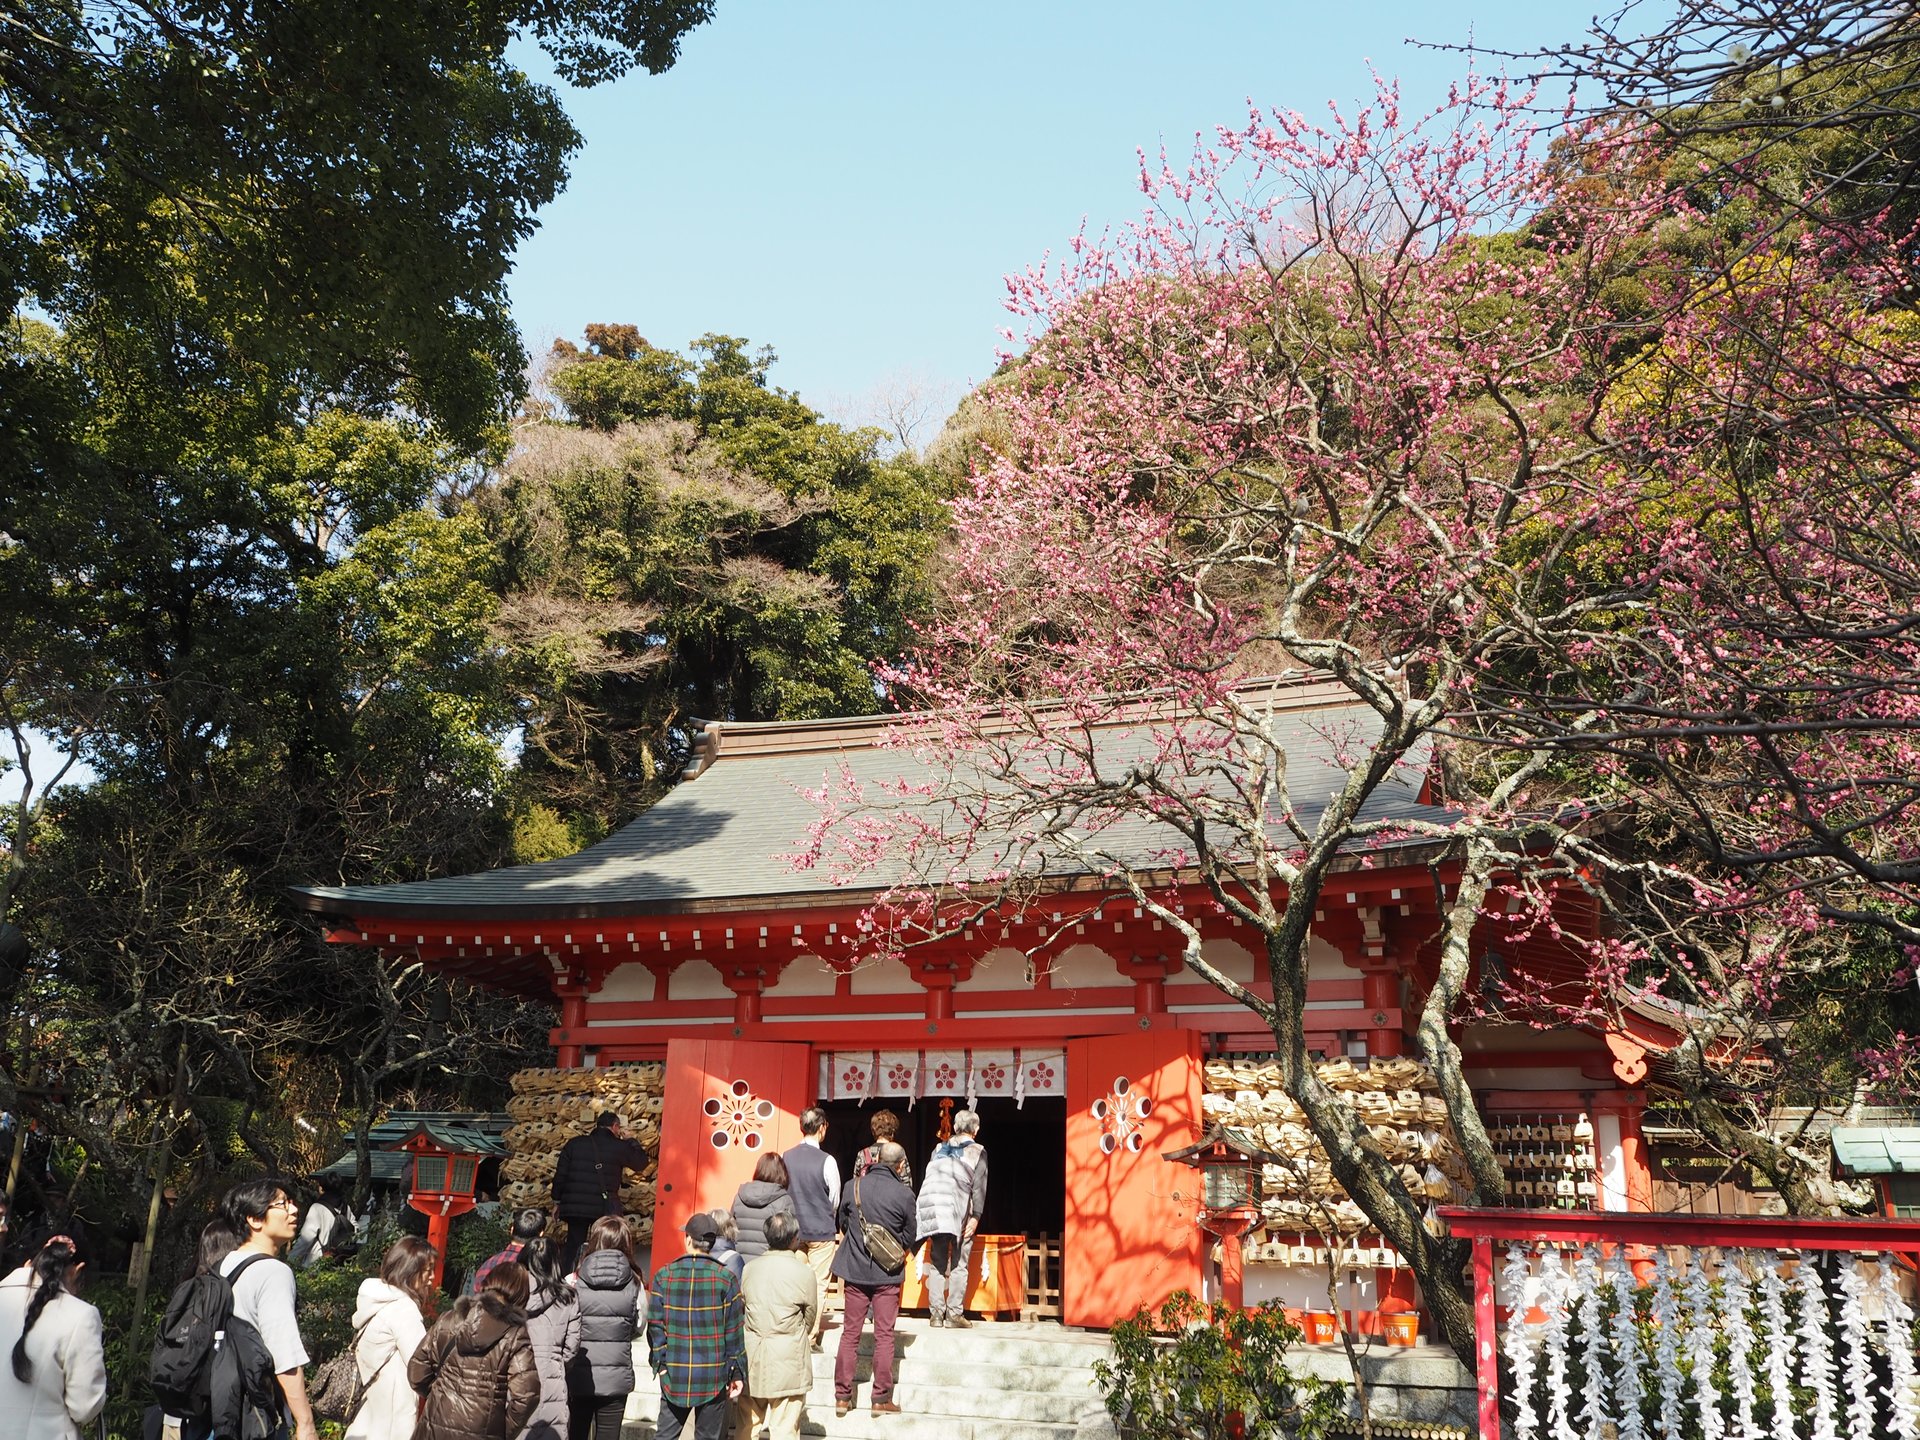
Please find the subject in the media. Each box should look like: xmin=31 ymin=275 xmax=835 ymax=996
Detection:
xmin=829 ymin=1141 xmax=917 ymax=1417
xmin=552 ymin=1112 xmax=651 ymax=1271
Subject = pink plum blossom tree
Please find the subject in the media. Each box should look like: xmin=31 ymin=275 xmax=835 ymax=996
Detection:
xmin=800 ymin=73 xmax=1920 ymax=1361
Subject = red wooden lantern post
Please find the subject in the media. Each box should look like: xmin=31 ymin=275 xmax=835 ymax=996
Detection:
xmin=392 ymin=1126 xmax=489 ymax=1289
xmin=1166 ymin=1128 xmax=1261 ymax=1309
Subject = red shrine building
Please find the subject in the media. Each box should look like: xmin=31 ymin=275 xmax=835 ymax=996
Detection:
xmin=298 ymin=676 xmax=1697 ymax=1331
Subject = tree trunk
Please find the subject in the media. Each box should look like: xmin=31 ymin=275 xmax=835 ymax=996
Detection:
xmin=352 ymin=1072 xmax=377 ymax=1217
xmin=126 ymin=1043 xmax=188 ymax=1367
xmin=1261 ymin=920 xmax=1480 ymax=1368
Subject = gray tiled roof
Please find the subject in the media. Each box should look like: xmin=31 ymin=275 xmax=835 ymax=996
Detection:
xmin=293 ymin=687 xmax=1452 ymax=921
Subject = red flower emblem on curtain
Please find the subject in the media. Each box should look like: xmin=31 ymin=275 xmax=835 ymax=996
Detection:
xmin=978 ymin=1062 xmax=1008 ymax=1089
xmin=1027 ymin=1061 xmax=1057 ymax=1088
xmin=933 ymin=1062 xmax=959 ymax=1087
xmin=840 ymin=1065 xmax=869 ymax=1093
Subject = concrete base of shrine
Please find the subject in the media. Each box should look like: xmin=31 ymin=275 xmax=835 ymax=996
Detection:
xmin=1285 ymin=1341 xmax=1477 ymax=1431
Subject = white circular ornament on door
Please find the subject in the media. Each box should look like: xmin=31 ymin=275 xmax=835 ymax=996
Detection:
xmin=1090 ymin=1075 xmax=1153 ymax=1154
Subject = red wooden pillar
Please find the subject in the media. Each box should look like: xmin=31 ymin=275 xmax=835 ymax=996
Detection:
xmin=1326 ymin=904 xmax=1408 ymax=1057
xmin=1595 ymin=1087 xmax=1654 ymax=1280
xmin=553 ymin=985 xmax=588 ymax=1068
xmin=1472 ymin=1234 xmax=1500 ymax=1440
xmin=1362 ymin=968 xmax=1403 ymax=1058
xmin=907 ymin=955 xmax=971 ymax=1023
xmin=1121 ymin=953 xmax=1183 ymax=1016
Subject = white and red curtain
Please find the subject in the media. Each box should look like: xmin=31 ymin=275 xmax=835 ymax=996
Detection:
xmin=818 ymin=1047 xmax=1067 ymax=1107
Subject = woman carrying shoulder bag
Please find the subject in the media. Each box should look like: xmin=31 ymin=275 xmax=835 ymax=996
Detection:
xmin=410 ymin=1262 xmax=540 ymax=1440
xmin=516 ymin=1238 xmax=579 ymax=1440
xmin=0 ymin=1234 xmax=107 ymax=1440
xmin=343 ymin=1237 xmax=438 ymax=1440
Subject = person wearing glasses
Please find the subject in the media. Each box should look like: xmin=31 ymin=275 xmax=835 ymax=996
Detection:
xmin=209 ymin=1179 xmax=317 ymax=1440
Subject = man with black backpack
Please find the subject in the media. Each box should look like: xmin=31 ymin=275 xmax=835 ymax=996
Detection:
xmin=153 ymin=1178 xmax=317 ymax=1440
xmin=288 ymin=1178 xmax=355 ymax=1269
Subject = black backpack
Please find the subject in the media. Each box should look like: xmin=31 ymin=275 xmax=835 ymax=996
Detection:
xmin=321 ymin=1206 xmax=359 ymax=1259
xmin=151 ymin=1255 xmax=284 ymax=1440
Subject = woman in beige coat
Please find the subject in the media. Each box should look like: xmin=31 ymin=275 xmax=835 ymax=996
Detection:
xmin=0 ymin=1235 xmax=107 ymax=1440
xmin=737 ymin=1213 xmax=818 ymax=1440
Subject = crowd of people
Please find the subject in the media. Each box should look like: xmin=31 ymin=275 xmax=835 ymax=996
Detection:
xmin=0 ymin=1104 xmax=990 ymax=1440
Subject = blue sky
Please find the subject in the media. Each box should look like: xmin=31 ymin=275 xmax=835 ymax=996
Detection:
xmin=507 ymin=0 xmax=1604 ymax=441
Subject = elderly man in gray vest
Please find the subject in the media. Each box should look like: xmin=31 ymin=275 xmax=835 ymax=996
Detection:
xmin=914 ymin=1108 xmax=988 ymax=1327
xmin=780 ymin=1107 xmax=841 ymax=1348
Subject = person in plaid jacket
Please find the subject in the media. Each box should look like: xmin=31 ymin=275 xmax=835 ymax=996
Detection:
xmin=647 ymin=1213 xmax=745 ymax=1440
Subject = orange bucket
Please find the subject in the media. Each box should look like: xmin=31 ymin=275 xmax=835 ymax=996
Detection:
xmin=1303 ymin=1311 xmax=1338 ymax=1344
xmin=1382 ymin=1311 xmax=1420 ymax=1347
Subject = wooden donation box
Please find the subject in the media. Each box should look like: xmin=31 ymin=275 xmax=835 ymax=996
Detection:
xmin=901 ymin=1234 xmax=1027 ymax=1317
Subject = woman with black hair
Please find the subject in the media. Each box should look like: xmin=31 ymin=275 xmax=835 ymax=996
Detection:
xmin=0 ymin=1234 xmax=107 ymax=1440
xmin=516 ymin=1237 xmax=580 ymax=1440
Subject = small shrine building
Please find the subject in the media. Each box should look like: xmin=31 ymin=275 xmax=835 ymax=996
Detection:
xmin=297 ymin=676 xmax=1699 ymax=1330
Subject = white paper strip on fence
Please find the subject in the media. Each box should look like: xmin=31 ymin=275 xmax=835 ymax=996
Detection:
xmin=876 ymin=1050 xmax=922 ymax=1099
xmin=1539 ymin=1257 xmax=1575 ymax=1440
xmin=1572 ymin=1246 xmax=1611 ymax=1440
xmin=827 ymin=1051 xmax=876 ymax=1101
xmin=1606 ymin=1250 xmax=1646 ymax=1440
xmin=1721 ymin=1255 xmax=1758 ymax=1440
xmin=1504 ymin=1244 xmax=1917 ymax=1440
xmin=1682 ymin=1255 xmax=1723 ymax=1440
xmin=1016 ymin=1049 xmax=1065 ymax=1108
xmin=1502 ymin=1244 xmax=1540 ymax=1440
xmin=1797 ymin=1250 xmax=1840 ymax=1440
xmin=1838 ymin=1258 xmax=1876 ymax=1440
xmin=1875 ymin=1256 xmax=1920 ymax=1439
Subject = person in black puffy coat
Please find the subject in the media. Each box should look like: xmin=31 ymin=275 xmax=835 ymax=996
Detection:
xmin=551 ymin=1115 xmax=651 ymax=1273
xmin=566 ymin=1216 xmax=643 ymax=1440
xmin=729 ymin=1154 xmax=795 ymax=1263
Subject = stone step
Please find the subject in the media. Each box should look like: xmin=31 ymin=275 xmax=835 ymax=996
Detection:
xmin=630 ymin=1375 xmax=1100 ymax=1426
xmin=621 ymin=1405 xmax=1090 ymax=1440
xmin=807 ymin=1357 xmax=1104 ymax=1394
xmin=620 ymin=1319 xmax=1116 ymax=1440
xmin=800 ymin=1322 xmax=1113 ymax=1369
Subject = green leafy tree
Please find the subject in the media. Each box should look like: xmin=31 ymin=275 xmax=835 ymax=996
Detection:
xmin=487 ymin=328 xmax=949 ymax=837
xmin=1 ymin=1 xmax=714 ymax=448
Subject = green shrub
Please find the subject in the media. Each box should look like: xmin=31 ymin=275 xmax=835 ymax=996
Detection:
xmin=1093 ymin=1291 xmax=1345 ymax=1440
xmin=444 ymin=1206 xmax=512 ymax=1293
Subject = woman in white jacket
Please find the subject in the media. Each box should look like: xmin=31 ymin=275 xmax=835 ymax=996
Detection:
xmin=344 ymin=1236 xmax=439 ymax=1440
xmin=0 ymin=1234 xmax=107 ymax=1440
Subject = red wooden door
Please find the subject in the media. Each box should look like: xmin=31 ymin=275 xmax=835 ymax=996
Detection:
xmin=650 ymin=1039 xmax=814 ymax=1278
xmin=1063 ymin=1029 xmax=1204 ymax=1327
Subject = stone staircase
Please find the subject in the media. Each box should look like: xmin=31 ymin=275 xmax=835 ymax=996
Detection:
xmin=621 ymin=1316 xmax=1116 ymax=1440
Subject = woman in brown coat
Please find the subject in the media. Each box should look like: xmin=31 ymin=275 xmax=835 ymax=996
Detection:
xmin=409 ymin=1261 xmax=541 ymax=1440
